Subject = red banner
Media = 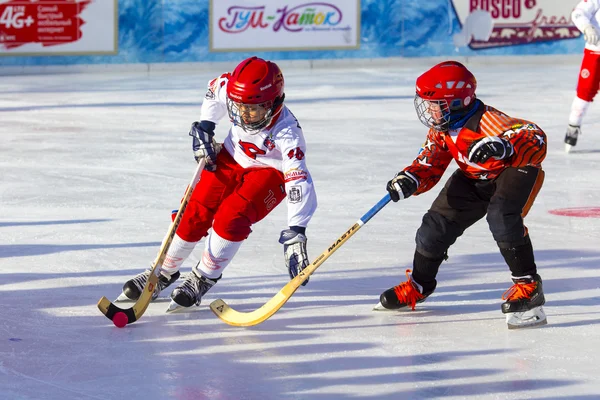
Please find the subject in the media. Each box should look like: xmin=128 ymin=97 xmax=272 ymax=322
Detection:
xmin=0 ymin=0 xmax=91 ymax=50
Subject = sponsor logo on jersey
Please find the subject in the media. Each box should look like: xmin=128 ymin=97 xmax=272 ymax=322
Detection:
xmin=284 ymin=168 xmax=308 ymax=183
xmin=288 ymin=186 xmax=302 ymax=203
xmin=263 ymin=136 xmax=275 ymax=150
xmin=205 ymin=88 xmax=215 ymax=100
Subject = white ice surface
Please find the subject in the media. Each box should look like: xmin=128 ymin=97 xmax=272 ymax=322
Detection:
xmin=1 ymin=60 xmax=600 ymax=400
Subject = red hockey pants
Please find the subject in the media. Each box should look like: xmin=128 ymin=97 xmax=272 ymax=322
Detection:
xmin=176 ymin=149 xmax=286 ymax=242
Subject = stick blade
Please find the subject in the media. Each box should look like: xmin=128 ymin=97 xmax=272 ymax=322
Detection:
xmin=209 ymin=292 xmax=287 ymax=327
xmin=97 ymin=296 xmax=137 ymax=324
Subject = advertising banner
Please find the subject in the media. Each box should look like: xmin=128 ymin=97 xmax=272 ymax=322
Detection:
xmin=210 ymin=0 xmax=360 ymax=52
xmin=0 ymin=0 xmax=117 ymax=56
xmin=451 ymin=0 xmax=581 ymax=49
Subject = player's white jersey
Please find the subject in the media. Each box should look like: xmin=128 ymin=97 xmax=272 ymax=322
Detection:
xmin=199 ymin=73 xmax=317 ymax=228
xmin=572 ymin=0 xmax=600 ymax=51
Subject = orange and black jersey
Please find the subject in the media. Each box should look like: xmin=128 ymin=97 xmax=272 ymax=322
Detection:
xmin=404 ymin=101 xmax=547 ymax=196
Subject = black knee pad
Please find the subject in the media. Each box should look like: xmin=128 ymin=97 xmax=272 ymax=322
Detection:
xmin=416 ymin=211 xmax=460 ymax=259
xmin=486 ymin=203 xmax=528 ymax=247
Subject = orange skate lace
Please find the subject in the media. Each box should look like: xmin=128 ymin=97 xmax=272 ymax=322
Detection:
xmin=502 ymin=281 xmax=537 ymax=301
xmin=393 ymin=269 xmax=424 ymax=310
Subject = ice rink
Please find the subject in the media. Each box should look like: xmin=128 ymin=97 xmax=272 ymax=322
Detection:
xmin=1 ymin=59 xmax=600 ymax=399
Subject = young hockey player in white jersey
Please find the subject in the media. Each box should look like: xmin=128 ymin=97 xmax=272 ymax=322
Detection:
xmin=118 ymin=56 xmax=318 ymax=311
xmin=565 ymin=0 xmax=600 ymax=152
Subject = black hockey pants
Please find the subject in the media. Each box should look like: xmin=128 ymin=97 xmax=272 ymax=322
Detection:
xmin=411 ymin=166 xmax=544 ymax=286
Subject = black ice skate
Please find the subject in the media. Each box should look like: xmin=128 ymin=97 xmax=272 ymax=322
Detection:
xmin=501 ymin=274 xmax=547 ymax=329
xmin=564 ymin=124 xmax=580 ymax=153
xmin=166 ymin=268 xmax=219 ymax=313
xmin=374 ymin=269 xmax=436 ymax=311
xmin=117 ymin=269 xmax=180 ymax=302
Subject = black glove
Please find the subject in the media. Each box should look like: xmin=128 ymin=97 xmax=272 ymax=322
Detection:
xmin=279 ymin=227 xmax=310 ymax=286
xmin=467 ymin=136 xmax=513 ymax=164
xmin=386 ymin=171 xmax=418 ymax=202
xmin=189 ymin=121 xmax=220 ymax=171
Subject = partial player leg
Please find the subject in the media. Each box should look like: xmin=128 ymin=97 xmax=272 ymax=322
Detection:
xmin=564 ymin=123 xmax=582 ymax=152
xmin=490 ymin=167 xmax=547 ymax=328
xmin=118 ymin=234 xmax=201 ymax=301
xmin=168 ymin=230 xmax=240 ymax=311
xmin=168 ymin=166 xmax=286 ymax=311
xmin=378 ymin=170 xmax=490 ymax=311
xmin=565 ymin=48 xmax=600 ymax=152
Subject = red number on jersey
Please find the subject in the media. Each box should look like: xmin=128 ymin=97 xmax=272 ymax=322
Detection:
xmin=287 ymin=147 xmax=305 ymax=160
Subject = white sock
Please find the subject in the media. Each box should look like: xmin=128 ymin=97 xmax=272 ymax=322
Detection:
xmin=569 ymin=96 xmax=591 ymax=126
xmin=160 ymin=234 xmax=198 ymax=276
xmin=195 ymin=230 xmax=242 ymax=279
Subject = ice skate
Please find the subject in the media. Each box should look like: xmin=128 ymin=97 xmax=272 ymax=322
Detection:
xmin=373 ymin=269 xmax=435 ymax=311
xmin=166 ymin=268 xmax=219 ymax=313
xmin=564 ymin=124 xmax=580 ymax=153
xmin=116 ymin=269 xmax=180 ymax=302
xmin=501 ymin=274 xmax=547 ymax=329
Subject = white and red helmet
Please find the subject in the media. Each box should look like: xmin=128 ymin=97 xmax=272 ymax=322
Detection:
xmin=226 ymin=57 xmax=285 ymax=133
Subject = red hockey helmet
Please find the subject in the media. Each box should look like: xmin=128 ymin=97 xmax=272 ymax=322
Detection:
xmin=414 ymin=61 xmax=477 ymax=130
xmin=226 ymin=57 xmax=285 ymax=133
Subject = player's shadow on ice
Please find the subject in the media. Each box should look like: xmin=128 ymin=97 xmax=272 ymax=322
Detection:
xmin=0 ymin=242 xmax=160 ymax=258
xmin=201 ymin=248 xmax=600 ymax=327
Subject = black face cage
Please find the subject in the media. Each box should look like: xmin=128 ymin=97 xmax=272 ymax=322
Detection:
xmin=226 ymin=95 xmax=285 ymax=134
xmin=414 ymin=95 xmax=451 ymax=131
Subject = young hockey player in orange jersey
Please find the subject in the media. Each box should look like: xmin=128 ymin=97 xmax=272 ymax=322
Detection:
xmin=376 ymin=61 xmax=548 ymax=329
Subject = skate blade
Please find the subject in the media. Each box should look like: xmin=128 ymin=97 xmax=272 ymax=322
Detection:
xmin=506 ymin=306 xmax=547 ymax=330
xmin=115 ymin=294 xmax=170 ymax=303
xmin=565 ymin=143 xmax=573 ymax=153
xmin=372 ymin=302 xmax=413 ymax=312
xmin=373 ymin=302 xmax=394 ymax=311
xmin=115 ymin=293 xmax=133 ymax=302
xmin=166 ymin=300 xmax=189 ymax=313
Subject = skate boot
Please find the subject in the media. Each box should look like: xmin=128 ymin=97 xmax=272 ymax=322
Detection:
xmin=117 ymin=269 xmax=180 ymax=302
xmin=374 ymin=269 xmax=436 ymax=311
xmin=167 ymin=268 xmax=220 ymax=312
xmin=564 ymin=124 xmax=580 ymax=153
xmin=501 ymin=274 xmax=547 ymax=329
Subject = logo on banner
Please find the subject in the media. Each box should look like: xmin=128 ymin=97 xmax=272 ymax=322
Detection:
xmin=451 ymin=0 xmax=581 ymax=49
xmin=218 ymin=3 xmax=344 ymax=33
xmin=0 ymin=0 xmax=92 ymax=50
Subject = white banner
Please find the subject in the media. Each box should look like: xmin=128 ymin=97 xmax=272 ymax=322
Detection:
xmin=451 ymin=0 xmax=580 ymax=49
xmin=0 ymin=0 xmax=117 ymax=56
xmin=210 ymin=0 xmax=360 ymax=52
